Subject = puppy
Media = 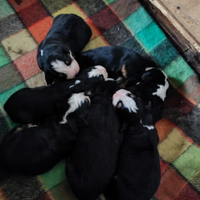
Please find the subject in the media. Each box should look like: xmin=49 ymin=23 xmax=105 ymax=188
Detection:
xmin=4 ymin=65 xmax=108 ymax=124
xmin=0 ymin=92 xmax=91 ymax=176
xmin=77 ymin=46 xmax=157 ymax=86
xmin=104 ymin=89 xmax=161 ymax=200
xmin=37 ymin=14 xmax=92 ymax=84
xmin=65 ymin=80 xmax=123 ymax=200
xmin=126 ymin=67 xmax=170 ymax=123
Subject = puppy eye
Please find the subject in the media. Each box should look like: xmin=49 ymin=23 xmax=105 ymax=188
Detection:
xmin=66 ymin=60 xmax=71 ymax=65
xmin=116 ymin=100 xmax=123 ymax=108
xmin=127 ymin=93 xmax=135 ymax=98
xmin=99 ymin=74 xmax=104 ymax=80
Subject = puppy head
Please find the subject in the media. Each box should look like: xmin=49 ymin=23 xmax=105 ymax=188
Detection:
xmin=59 ymin=92 xmax=91 ymax=133
xmin=112 ymin=89 xmax=152 ymax=128
xmin=38 ymin=44 xmax=80 ymax=84
xmin=120 ymin=64 xmax=146 ymax=87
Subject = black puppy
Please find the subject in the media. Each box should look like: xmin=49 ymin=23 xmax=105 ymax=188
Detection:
xmin=77 ymin=46 xmax=157 ymax=86
xmin=104 ymin=89 xmax=161 ymax=200
xmin=4 ymin=65 xmax=108 ymax=124
xmin=0 ymin=91 xmax=91 ymax=176
xmin=65 ymin=80 xmax=123 ymax=200
xmin=126 ymin=67 xmax=170 ymax=123
xmin=37 ymin=14 xmax=92 ymax=84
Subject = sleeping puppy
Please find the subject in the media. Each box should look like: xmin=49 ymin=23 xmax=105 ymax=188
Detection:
xmin=77 ymin=46 xmax=158 ymax=86
xmin=65 ymin=80 xmax=123 ymax=200
xmin=37 ymin=14 xmax=92 ymax=84
xmin=126 ymin=67 xmax=170 ymax=123
xmin=4 ymin=65 xmax=108 ymax=124
xmin=104 ymin=89 xmax=161 ymax=200
xmin=0 ymin=92 xmax=91 ymax=176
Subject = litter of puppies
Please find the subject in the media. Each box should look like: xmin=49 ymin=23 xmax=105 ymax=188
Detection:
xmin=1 ymin=14 xmax=171 ymax=200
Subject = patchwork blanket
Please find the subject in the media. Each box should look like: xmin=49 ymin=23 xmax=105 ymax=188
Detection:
xmin=0 ymin=0 xmax=200 ymax=199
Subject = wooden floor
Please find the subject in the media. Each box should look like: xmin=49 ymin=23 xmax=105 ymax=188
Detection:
xmin=141 ymin=0 xmax=200 ymax=73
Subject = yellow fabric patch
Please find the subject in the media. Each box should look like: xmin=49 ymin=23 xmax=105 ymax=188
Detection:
xmin=2 ymin=30 xmax=37 ymax=61
xmin=53 ymin=4 xmax=86 ymax=19
xmin=82 ymin=36 xmax=108 ymax=52
xmin=26 ymin=72 xmax=47 ymax=88
xmin=158 ymin=127 xmax=192 ymax=163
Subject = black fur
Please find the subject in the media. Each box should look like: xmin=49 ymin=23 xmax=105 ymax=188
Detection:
xmin=65 ymin=81 xmax=123 ymax=200
xmin=0 ymin=92 xmax=91 ymax=176
xmin=37 ymin=14 xmax=92 ymax=84
xmin=126 ymin=68 xmax=170 ymax=123
xmin=104 ymin=91 xmax=161 ymax=200
xmin=4 ymin=66 xmax=105 ymax=124
xmin=77 ymin=46 xmax=157 ymax=85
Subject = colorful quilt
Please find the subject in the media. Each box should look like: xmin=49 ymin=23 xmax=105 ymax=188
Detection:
xmin=0 ymin=0 xmax=200 ymax=199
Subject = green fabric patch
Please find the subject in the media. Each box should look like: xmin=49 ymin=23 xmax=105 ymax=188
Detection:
xmin=190 ymin=171 xmax=200 ymax=191
xmin=173 ymin=145 xmax=200 ymax=181
xmin=164 ymin=56 xmax=195 ymax=88
xmin=0 ymin=44 xmax=11 ymax=68
xmin=136 ymin=22 xmax=166 ymax=52
xmin=0 ymin=82 xmax=26 ymax=107
xmin=0 ymin=0 xmax=14 ymax=19
xmin=39 ymin=159 xmax=66 ymax=190
xmin=123 ymin=6 xmax=153 ymax=35
xmin=150 ymin=39 xmax=180 ymax=68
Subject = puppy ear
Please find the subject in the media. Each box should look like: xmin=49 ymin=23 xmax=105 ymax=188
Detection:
xmin=119 ymin=122 xmax=128 ymax=133
xmin=45 ymin=72 xmax=54 ymax=85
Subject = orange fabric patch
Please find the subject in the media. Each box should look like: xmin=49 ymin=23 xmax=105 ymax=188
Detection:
xmin=29 ymin=16 xmax=53 ymax=44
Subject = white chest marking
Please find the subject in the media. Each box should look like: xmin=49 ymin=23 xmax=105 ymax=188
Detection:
xmin=88 ymin=65 xmax=108 ymax=80
xmin=112 ymin=89 xmax=138 ymax=113
xmin=59 ymin=92 xmax=90 ymax=124
xmin=69 ymin=80 xmax=81 ymax=88
xmin=152 ymin=70 xmax=169 ymax=101
xmin=40 ymin=50 xmax=43 ymax=56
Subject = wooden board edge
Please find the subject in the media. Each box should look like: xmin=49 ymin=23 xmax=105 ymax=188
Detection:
xmin=139 ymin=0 xmax=200 ymax=74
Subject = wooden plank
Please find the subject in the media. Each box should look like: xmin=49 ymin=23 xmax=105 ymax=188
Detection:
xmin=140 ymin=0 xmax=200 ymax=74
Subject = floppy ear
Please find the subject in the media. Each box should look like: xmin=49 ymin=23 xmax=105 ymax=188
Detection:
xmin=45 ymin=72 xmax=55 ymax=85
xmin=119 ymin=122 xmax=128 ymax=133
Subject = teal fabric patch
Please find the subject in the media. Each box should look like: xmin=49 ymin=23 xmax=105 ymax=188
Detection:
xmin=0 ymin=0 xmax=14 ymax=19
xmin=164 ymin=56 xmax=195 ymax=88
xmin=39 ymin=159 xmax=66 ymax=190
xmin=150 ymin=39 xmax=180 ymax=68
xmin=0 ymin=83 xmax=26 ymax=106
xmin=105 ymin=0 xmax=117 ymax=4
xmin=136 ymin=22 xmax=166 ymax=52
xmin=173 ymin=145 xmax=200 ymax=181
xmin=123 ymin=6 xmax=153 ymax=35
xmin=0 ymin=44 xmax=11 ymax=68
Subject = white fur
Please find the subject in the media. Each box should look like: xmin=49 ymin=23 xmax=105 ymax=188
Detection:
xmin=40 ymin=50 xmax=43 ymax=56
xmin=112 ymin=89 xmax=138 ymax=113
xmin=105 ymin=78 xmax=114 ymax=81
xmin=140 ymin=119 xmax=154 ymax=130
xmin=88 ymin=65 xmax=108 ymax=80
xmin=145 ymin=67 xmax=155 ymax=71
xmin=152 ymin=69 xmax=169 ymax=101
xmin=116 ymin=76 xmax=123 ymax=83
xmin=51 ymin=52 xmax=80 ymax=79
xmin=59 ymin=92 xmax=90 ymax=124
xmin=69 ymin=80 xmax=81 ymax=88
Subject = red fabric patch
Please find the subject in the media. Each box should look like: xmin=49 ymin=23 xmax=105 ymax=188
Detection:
xmin=174 ymin=184 xmax=200 ymax=200
xmin=160 ymin=159 xmax=170 ymax=176
xmin=164 ymin=90 xmax=195 ymax=116
xmin=18 ymin=1 xmax=49 ymax=28
xmin=14 ymin=49 xmax=41 ymax=80
xmin=89 ymin=6 xmax=120 ymax=33
xmin=29 ymin=16 xmax=53 ymax=44
xmin=8 ymin=0 xmax=37 ymax=12
xmin=155 ymin=168 xmax=187 ymax=200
